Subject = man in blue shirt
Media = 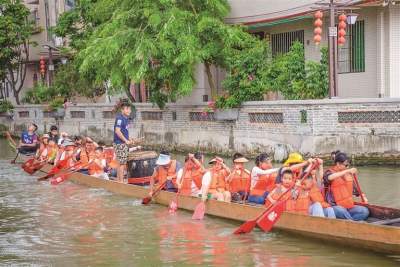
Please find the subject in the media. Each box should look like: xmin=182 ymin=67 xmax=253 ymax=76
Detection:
xmin=18 ymin=123 xmax=39 ymax=155
xmin=113 ymin=101 xmax=133 ymax=183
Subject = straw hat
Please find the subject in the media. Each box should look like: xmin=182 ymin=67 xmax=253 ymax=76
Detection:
xmin=284 ymin=152 xmax=304 ymax=166
xmin=233 ymin=157 xmax=249 ymax=163
xmin=208 ymin=156 xmax=224 ymax=164
xmin=41 ymin=134 xmax=50 ymax=139
xmin=156 ymin=154 xmax=171 ymax=165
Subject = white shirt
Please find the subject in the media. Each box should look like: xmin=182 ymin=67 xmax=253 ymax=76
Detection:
xmin=250 ymin=167 xmax=279 ymax=189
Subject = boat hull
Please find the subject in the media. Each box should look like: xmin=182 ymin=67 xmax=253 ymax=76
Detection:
xmin=34 ymin=163 xmax=400 ymax=255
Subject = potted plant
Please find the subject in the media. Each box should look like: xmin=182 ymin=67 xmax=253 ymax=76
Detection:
xmin=46 ymin=97 xmax=65 ymax=119
xmin=213 ymin=97 xmax=240 ymax=121
xmin=0 ymin=100 xmax=14 ymax=119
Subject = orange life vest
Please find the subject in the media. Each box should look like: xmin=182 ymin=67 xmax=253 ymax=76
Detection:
xmin=309 ymin=186 xmax=330 ymax=208
xmin=79 ymin=149 xmax=96 ymax=165
xmin=47 ymin=146 xmax=58 ymax=162
xmin=155 ymin=160 xmax=177 ymax=187
xmin=229 ymin=169 xmax=250 ymax=193
xmin=209 ymin=169 xmax=228 ymax=193
xmin=180 ymin=167 xmax=204 ymax=196
xmin=265 ymin=184 xmax=293 ymax=210
xmin=294 ymin=189 xmax=311 ymax=215
xmin=89 ymin=158 xmax=104 ymax=175
xmin=250 ymin=170 xmax=277 ymax=196
xmin=104 ymin=148 xmax=115 ymax=164
xmin=329 ymin=166 xmax=354 ymax=209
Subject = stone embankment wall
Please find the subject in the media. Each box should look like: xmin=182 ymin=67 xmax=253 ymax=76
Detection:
xmin=3 ymin=98 xmax=400 ymax=163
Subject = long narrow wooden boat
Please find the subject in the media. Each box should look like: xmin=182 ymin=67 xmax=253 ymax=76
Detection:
xmin=25 ymin=161 xmax=400 ymax=255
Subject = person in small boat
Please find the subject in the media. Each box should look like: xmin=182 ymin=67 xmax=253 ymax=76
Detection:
xmin=36 ymin=134 xmax=50 ymax=161
xmin=149 ymin=152 xmax=182 ymax=196
xmin=227 ymin=153 xmax=251 ymax=202
xmin=177 ymin=152 xmax=206 ymax=197
xmin=46 ymin=139 xmax=58 ymax=164
xmin=58 ymin=132 xmax=69 ymax=146
xmin=324 ymin=152 xmax=369 ymax=221
xmin=88 ymin=146 xmax=109 ymax=180
xmin=18 ymin=123 xmax=39 ymax=155
xmin=200 ymin=157 xmax=231 ymax=202
xmin=265 ymin=169 xmax=298 ymax=209
xmin=48 ymin=125 xmax=59 ymax=144
xmin=77 ymin=138 xmax=97 ymax=175
xmin=248 ymin=153 xmax=279 ymax=204
xmin=299 ymin=176 xmax=336 ymax=218
xmin=56 ymin=140 xmax=78 ymax=168
xmin=275 ymin=153 xmax=314 ymax=184
xmin=113 ymin=101 xmax=133 ymax=183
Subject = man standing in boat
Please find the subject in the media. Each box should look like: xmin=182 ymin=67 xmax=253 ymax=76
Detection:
xmin=113 ymin=100 xmax=133 ymax=183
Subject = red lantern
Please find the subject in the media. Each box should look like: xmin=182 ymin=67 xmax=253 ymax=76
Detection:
xmin=314 ymin=10 xmax=323 ymax=19
xmin=338 ymin=36 xmax=346 ymax=45
xmin=314 ymin=27 xmax=322 ymax=35
xmin=338 ymin=29 xmax=346 ymax=37
xmin=339 ymin=14 xmax=347 ymax=22
xmin=314 ymin=35 xmax=322 ymax=44
xmin=39 ymin=56 xmax=46 ymax=77
xmin=314 ymin=18 xmax=323 ymax=27
xmin=338 ymin=21 xmax=347 ymax=30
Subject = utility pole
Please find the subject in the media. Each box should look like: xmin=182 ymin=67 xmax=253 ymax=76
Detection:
xmin=48 ymin=47 xmax=54 ymax=86
xmin=328 ymin=0 xmax=338 ymax=98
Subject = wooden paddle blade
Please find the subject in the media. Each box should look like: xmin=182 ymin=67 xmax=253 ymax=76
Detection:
xmin=169 ymin=199 xmax=178 ymax=214
xmin=192 ymin=202 xmax=206 ymax=220
xmin=141 ymin=197 xmax=152 ymax=205
xmin=233 ymin=220 xmax=257 ymax=235
xmin=256 ymin=201 xmax=286 ymax=232
xmin=50 ymin=174 xmax=69 ymax=185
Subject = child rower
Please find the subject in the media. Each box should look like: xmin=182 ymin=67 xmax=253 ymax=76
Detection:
xmin=177 ymin=152 xmax=206 ymax=197
xmin=265 ymin=169 xmax=297 ymax=210
xmin=46 ymin=139 xmax=58 ymax=164
xmin=88 ymin=147 xmax=109 ymax=180
xmin=227 ymin=153 xmax=251 ymax=202
xmin=200 ymin=157 xmax=231 ymax=202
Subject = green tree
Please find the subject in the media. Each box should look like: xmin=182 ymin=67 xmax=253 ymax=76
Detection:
xmin=268 ymin=42 xmax=328 ymax=100
xmin=0 ymin=0 xmax=34 ymax=104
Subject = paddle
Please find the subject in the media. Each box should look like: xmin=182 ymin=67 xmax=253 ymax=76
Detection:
xmin=142 ymin=180 xmax=167 ymax=205
xmin=192 ymin=201 xmax=206 ymax=220
xmin=50 ymin=162 xmax=90 ymax=185
xmin=256 ymin=163 xmax=319 ymax=233
xmin=37 ymin=156 xmax=74 ymax=181
xmin=233 ymin=162 xmax=318 ymax=235
xmin=353 ymin=174 xmax=368 ymax=203
xmin=169 ymin=164 xmax=188 ymax=213
xmin=5 ymin=131 xmax=19 ymax=163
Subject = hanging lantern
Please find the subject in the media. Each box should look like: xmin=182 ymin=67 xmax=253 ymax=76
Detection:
xmin=39 ymin=56 xmax=46 ymax=77
xmin=338 ymin=14 xmax=347 ymax=45
xmin=313 ymin=11 xmax=323 ymax=45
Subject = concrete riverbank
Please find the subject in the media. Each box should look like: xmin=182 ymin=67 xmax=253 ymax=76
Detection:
xmin=3 ymin=98 xmax=400 ymax=164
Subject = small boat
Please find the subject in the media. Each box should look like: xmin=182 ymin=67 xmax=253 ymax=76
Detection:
xmin=28 ymin=162 xmax=400 ymax=255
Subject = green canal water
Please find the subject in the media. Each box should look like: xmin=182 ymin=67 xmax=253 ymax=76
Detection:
xmin=0 ymin=139 xmax=399 ymax=266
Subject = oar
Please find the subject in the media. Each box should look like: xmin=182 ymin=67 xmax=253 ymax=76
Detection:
xmin=5 ymin=131 xmax=19 ymax=163
xmin=50 ymin=162 xmax=91 ymax=185
xmin=353 ymin=174 xmax=367 ymax=203
xmin=169 ymin=164 xmax=188 ymax=213
xmin=142 ymin=180 xmax=167 ymax=205
xmin=233 ymin=162 xmax=318 ymax=235
xmin=37 ymin=156 xmax=74 ymax=181
xmin=192 ymin=200 xmax=206 ymax=220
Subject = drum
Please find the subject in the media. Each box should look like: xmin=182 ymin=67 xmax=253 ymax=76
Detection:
xmin=127 ymin=151 xmax=158 ymax=180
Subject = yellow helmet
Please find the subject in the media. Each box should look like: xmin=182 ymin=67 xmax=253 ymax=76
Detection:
xmin=284 ymin=152 xmax=304 ymax=166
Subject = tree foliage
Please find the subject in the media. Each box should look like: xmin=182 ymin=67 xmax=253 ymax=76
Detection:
xmin=268 ymin=42 xmax=328 ymax=100
xmin=0 ymin=0 xmax=34 ymax=104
